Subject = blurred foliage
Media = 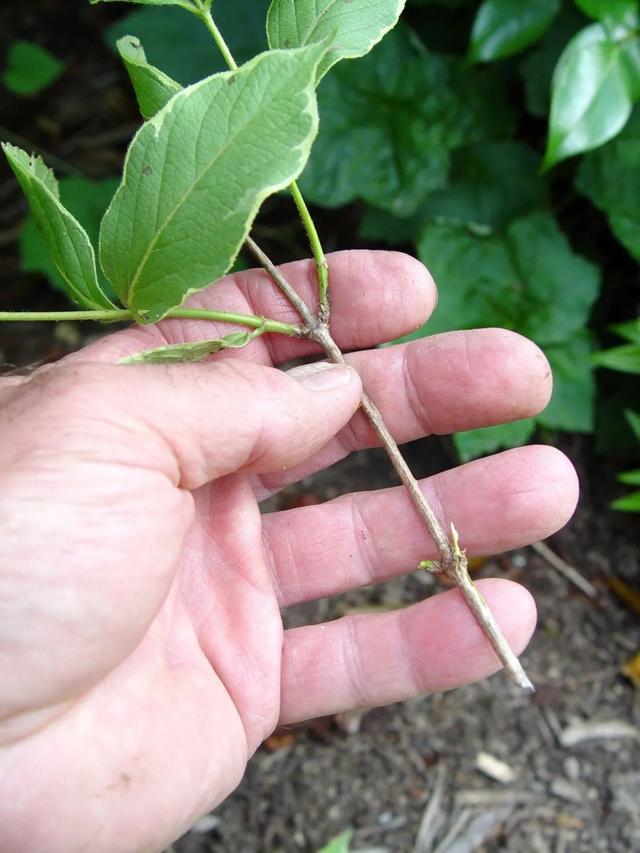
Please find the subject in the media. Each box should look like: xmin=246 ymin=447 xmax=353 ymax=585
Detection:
xmin=594 ymin=320 xmax=640 ymax=510
xmin=2 ymin=40 xmax=64 ymax=96
xmin=9 ymin=0 xmax=640 ymax=472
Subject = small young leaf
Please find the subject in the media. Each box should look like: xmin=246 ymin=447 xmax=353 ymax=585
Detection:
xmin=2 ymin=143 xmax=116 ymax=310
xmin=317 ymin=831 xmax=353 ymax=853
xmin=469 ymin=0 xmax=560 ymax=63
xmin=120 ymin=330 xmax=261 ymax=364
xmin=618 ymin=469 xmax=640 ymax=485
xmin=267 ymin=0 xmax=405 ymax=81
xmin=3 ymin=40 xmax=64 ymax=97
xmin=117 ymin=36 xmax=181 ymax=119
xmin=543 ymin=23 xmax=638 ymax=168
xmin=100 ymin=43 xmax=326 ymax=322
xmin=592 ymin=343 xmax=640 ymax=373
xmin=611 ymin=490 xmax=640 ymax=511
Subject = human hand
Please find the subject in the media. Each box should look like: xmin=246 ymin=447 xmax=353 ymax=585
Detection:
xmin=0 ymin=251 xmax=578 ymax=852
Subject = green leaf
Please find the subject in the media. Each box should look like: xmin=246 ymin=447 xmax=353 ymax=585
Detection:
xmin=576 ymin=108 xmax=640 ymax=261
xmin=2 ymin=40 xmax=64 ymax=97
xmin=116 ymin=36 xmax=181 ymax=119
xmin=611 ymin=490 xmax=640 ymax=511
xmin=415 ymin=212 xmax=600 ymax=343
xmin=100 ymin=43 xmax=326 ymax=322
xmin=120 ymin=330 xmax=261 ymax=363
xmin=469 ymin=0 xmax=560 ymax=63
xmin=539 ymin=333 xmax=595 ymax=431
xmin=543 ymin=23 xmax=640 ymax=168
xmin=592 ymin=343 xmax=640 ymax=373
xmin=610 ymin=318 xmax=640 ymax=343
xmin=412 ymin=214 xmax=598 ymax=445
xmin=20 ymin=175 xmax=119 ymax=303
xmin=519 ymin=5 xmax=586 ymax=117
xmin=626 ymin=409 xmax=640 ymax=440
xmin=454 ymin=419 xmax=536 ymax=462
xmin=318 ymin=831 xmax=352 ymax=853
xmin=359 ymin=141 xmax=547 ymax=245
xmin=300 ymin=26 xmax=514 ymax=216
xmin=267 ymin=0 xmax=405 ymax=81
xmin=3 ymin=144 xmax=116 ymax=310
xmin=106 ymin=2 xmax=270 ymax=85
xmin=422 ymin=141 xmax=548 ymax=231
xmin=575 ymin=0 xmax=639 ymax=29
xmin=618 ymin=469 xmax=640 ymax=485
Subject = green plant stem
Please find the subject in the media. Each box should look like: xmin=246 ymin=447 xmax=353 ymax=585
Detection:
xmin=0 ymin=308 xmax=302 ymax=337
xmin=289 ymin=182 xmax=331 ymax=321
xmin=198 ymin=7 xmax=238 ymax=70
xmin=197 ymin=7 xmax=331 ymax=320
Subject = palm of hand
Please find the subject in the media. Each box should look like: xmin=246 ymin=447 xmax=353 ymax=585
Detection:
xmin=0 ymin=252 xmax=578 ymax=853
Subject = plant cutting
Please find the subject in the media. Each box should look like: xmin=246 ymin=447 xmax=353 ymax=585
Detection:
xmin=1 ymin=0 xmax=533 ymax=689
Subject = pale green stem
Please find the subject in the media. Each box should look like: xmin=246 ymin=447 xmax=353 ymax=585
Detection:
xmin=198 ymin=7 xmax=238 ymax=71
xmin=289 ymin=182 xmax=330 ymax=320
xmin=196 ymin=7 xmax=331 ymax=320
xmin=0 ymin=308 xmax=302 ymax=337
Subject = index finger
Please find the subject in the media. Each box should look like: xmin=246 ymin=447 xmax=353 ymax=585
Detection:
xmin=74 ymin=250 xmax=435 ymax=365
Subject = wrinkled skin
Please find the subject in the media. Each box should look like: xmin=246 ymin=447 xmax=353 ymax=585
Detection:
xmin=0 ymin=252 xmax=578 ymax=852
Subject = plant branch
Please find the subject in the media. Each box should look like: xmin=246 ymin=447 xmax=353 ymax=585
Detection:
xmin=0 ymin=307 xmax=303 ymax=337
xmin=247 ymin=247 xmax=534 ymax=692
xmin=196 ymin=9 xmax=534 ymax=691
xmin=246 ymin=237 xmax=318 ymax=329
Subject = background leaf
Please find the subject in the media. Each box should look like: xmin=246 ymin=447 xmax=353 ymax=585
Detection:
xmin=359 ymin=141 xmax=547 ymax=244
xmin=592 ymin=343 xmax=640 ymax=373
xmin=454 ymin=419 xmax=536 ymax=461
xmin=469 ymin=0 xmax=561 ymax=63
xmin=20 ymin=175 xmax=119 ymax=302
xmin=543 ymin=23 xmax=639 ymax=167
xmin=412 ymin=212 xmax=600 ymax=453
xmin=299 ymin=26 xmax=514 ymax=217
xmin=267 ymin=0 xmax=405 ymax=81
xmin=575 ymin=0 xmax=639 ymax=29
xmin=519 ymin=4 xmax=586 ymax=117
xmin=3 ymin=144 xmax=116 ymax=310
xmin=577 ymin=107 xmax=640 ymax=261
xmin=100 ymin=44 xmax=326 ymax=321
xmin=106 ymin=1 xmax=270 ymax=85
xmin=2 ymin=40 xmax=64 ymax=97
xmin=116 ymin=35 xmax=181 ymax=119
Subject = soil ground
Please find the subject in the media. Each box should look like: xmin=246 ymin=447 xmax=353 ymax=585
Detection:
xmin=1 ymin=4 xmax=639 ymax=852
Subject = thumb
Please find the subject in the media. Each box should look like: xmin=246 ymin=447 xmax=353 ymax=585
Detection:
xmin=17 ymin=358 xmax=362 ymax=489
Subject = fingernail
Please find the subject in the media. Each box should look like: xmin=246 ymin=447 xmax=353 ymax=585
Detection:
xmin=288 ymin=362 xmax=356 ymax=391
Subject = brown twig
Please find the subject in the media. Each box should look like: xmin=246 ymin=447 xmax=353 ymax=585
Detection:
xmin=246 ymin=235 xmax=534 ymax=692
xmin=531 ymin=540 xmax=598 ymax=600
